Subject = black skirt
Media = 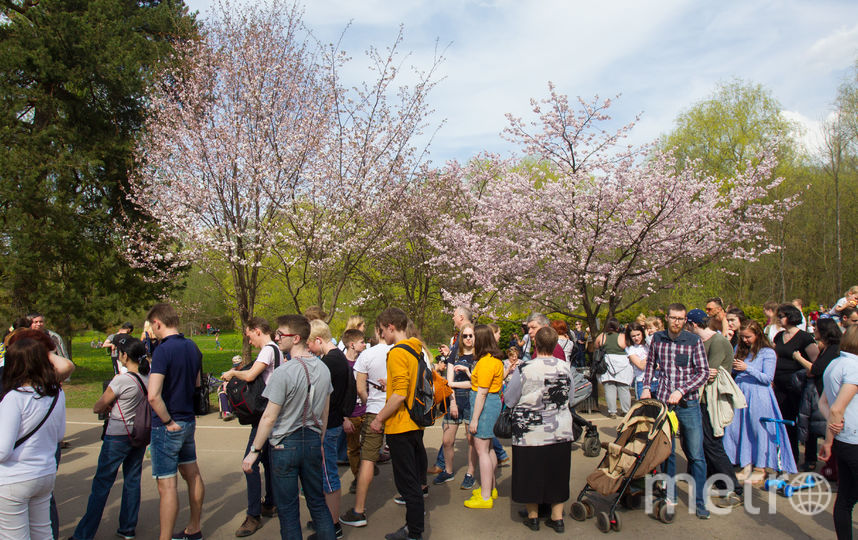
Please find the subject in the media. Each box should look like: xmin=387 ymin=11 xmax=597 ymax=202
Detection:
xmin=511 ymin=441 xmax=572 ymax=505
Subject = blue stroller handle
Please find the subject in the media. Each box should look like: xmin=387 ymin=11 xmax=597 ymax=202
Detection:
xmin=760 ymin=417 xmax=795 ymax=427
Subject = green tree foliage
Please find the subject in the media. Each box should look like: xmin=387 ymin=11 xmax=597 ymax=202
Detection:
xmin=0 ymin=0 xmax=197 ymax=343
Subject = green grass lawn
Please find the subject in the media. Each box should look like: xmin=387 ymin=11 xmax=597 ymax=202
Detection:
xmin=63 ymin=331 xmax=245 ymax=408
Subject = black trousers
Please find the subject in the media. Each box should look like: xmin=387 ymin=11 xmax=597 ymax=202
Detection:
xmin=834 ymin=439 xmax=858 ymax=540
xmin=773 ymin=376 xmax=801 ymax=462
xmin=701 ymin=404 xmax=739 ymax=491
xmin=387 ymin=430 xmax=427 ymax=538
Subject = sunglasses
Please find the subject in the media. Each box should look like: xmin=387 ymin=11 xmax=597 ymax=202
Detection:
xmin=462 ymin=334 xmax=474 ymax=338
xmin=276 ymin=330 xmax=297 ymax=339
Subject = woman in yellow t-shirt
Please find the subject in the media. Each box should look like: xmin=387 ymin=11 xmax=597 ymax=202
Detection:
xmin=465 ymin=324 xmax=506 ymax=509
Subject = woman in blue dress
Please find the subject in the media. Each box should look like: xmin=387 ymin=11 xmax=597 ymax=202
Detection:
xmin=723 ymin=319 xmax=797 ymax=483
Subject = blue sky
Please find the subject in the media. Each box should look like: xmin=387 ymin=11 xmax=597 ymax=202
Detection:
xmin=185 ymin=0 xmax=858 ymax=165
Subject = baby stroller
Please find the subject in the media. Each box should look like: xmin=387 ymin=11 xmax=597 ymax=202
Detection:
xmin=570 ymin=399 xmax=673 ymax=533
xmin=570 ymin=367 xmax=601 ymax=457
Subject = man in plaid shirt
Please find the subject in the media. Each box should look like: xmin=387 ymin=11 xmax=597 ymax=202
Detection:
xmin=641 ymin=303 xmax=711 ymax=519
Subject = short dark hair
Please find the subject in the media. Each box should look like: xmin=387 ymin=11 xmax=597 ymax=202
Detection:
xmin=146 ymin=303 xmax=179 ymax=328
xmin=275 ymin=314 xmax=310 ymax=342
xmin=246 ymin=317 xmax=272 ymax=335
xmin=377 ymin=307 xmax=409 ymax=332
xmin=816 ymin=319 xmax=842 ymax=346
xmin=534 ymin=326 xmax=559 ymax=355
xmin=667 ymin=303 xmax=687 ymax=315
xmin=341 ymin=329 xmax=364 ymax=348
xmin=726 ymin=307 xmax=747 ymax=321
xmin=705 ymin=297 xmax=723 ymax=308
xmin=120 ymin=322 xmax=134 ymax=331
xmin=841 ymin=307 xmax=858 ymax=322
xmin=776 ymin=304 xmax=803 ymax=327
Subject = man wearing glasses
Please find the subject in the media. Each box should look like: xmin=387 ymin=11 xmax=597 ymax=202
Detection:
xmin=641 ymin=303 xmax=711 ymax=520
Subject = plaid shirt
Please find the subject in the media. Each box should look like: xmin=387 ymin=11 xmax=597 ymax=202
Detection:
xmin=643 ymin=330 xmax=709 ymax=402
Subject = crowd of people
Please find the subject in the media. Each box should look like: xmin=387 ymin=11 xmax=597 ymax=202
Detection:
xmin=0 ymin=291 xmax=857 ymax=539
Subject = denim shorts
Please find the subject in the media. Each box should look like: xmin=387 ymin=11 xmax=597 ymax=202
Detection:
xmin=150 ymin=420 xmax=197 ymax=479
xmin=444 ymin=391 xmax=471 ymax=425
xmin=469 ymin=390 xmax=502 ymax=439
xmin=321 ymin=425 xmax=342 ymax=493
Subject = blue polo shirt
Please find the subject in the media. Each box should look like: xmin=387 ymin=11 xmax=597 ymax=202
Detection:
xmin=150 ymin=333 xmax=202 ymax=426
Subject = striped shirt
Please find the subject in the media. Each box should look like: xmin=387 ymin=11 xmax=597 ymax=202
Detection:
xmin=643 ymin=330 xmax=709 ymax=402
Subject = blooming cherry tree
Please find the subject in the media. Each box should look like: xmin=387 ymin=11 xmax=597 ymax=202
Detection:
xmin=435 ymin=85 xmax=794 ymax=332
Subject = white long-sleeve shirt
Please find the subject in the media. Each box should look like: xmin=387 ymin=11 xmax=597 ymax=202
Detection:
xmin=0 ymin=387 xmax=65 ymax=485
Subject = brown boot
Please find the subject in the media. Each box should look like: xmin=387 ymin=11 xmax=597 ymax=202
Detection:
xmin=235 ymin=515 xmax=261 ymax=537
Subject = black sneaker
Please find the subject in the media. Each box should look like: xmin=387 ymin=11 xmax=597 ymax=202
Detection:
xmin=394 ymin=486 xmax=429 ymax=504
xmin=385 ymin=525 xmax=422 ymax=540
xmin=171 ymin=531 xmax=202 ymax=540
xmin=307 ymin=523 xmax=343 ymax=540
xmin=339 ymin=508 xmax=367 ymax=527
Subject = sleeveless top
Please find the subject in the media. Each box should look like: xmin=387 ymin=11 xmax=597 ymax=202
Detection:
xmin=604 ymin=333 xmax=626 ymax=355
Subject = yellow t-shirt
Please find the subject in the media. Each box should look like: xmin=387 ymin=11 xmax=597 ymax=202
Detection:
xmin=471 ymin=354 xmax=505 ymax=393
xmin=384 ymin=337 xmax=424 ymax=434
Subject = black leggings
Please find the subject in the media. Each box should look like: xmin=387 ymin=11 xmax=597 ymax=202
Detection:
xmin=773 ymin=377 xmax=801 ymax=463
xmin=834 ymin=439 xmax=858 ymax=540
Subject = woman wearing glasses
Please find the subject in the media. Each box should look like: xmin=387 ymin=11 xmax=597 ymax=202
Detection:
xmin=435 ymin=323 xmax=479 ymax=490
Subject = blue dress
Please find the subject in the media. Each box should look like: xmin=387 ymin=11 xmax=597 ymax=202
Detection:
xmin=723 ymin=347 xmax=797 ymax=473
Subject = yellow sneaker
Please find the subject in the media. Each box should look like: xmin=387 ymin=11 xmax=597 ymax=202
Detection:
xmin=472 ymin=487 xmax=498 ymax=499
xmin=464 ymin=495 xmax=493 ymax=509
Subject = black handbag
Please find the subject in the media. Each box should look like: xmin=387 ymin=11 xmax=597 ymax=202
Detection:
xmin=591 ymin=346 xmax=608 ymax=375
xmin=494 ymin=406 xmax=513 ymax=439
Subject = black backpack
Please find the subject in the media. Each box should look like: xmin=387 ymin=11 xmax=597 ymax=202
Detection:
xmin=393 ymin=344 xmax=443 ymax=428
xmin=226 ymin=343 xmax=282 ymax=424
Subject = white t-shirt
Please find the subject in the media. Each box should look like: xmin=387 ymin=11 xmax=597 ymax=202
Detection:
xmin=255 ymin=341 xmax=281 ymax=385
xmin=626 ymin=344 xmax=648 ymax=382
xmin=0 ymin=387 xmax=66 ymax=485
xmin=353 ymin=343 xmax=392 ymax=414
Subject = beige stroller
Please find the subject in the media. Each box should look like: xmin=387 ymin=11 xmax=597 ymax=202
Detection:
xmin=570 ymin=399 xmax=673 ymax=533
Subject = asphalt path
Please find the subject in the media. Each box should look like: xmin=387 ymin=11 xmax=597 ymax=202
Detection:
xmin=56 ymin=408 xmax=843 ymax=539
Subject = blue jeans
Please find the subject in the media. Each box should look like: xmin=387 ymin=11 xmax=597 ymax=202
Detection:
xmin=635 ymin=378 xmax=659 ymax=398
xmin=434 ymin=437 xmax=508 ymax=468
xmin=337 ymin=428 xmax=348 ymax=462
xmin=270 ymin=427 xmax=334 ymax=540
xmin=245 ymin=423 xmax=274 ymax=517
xmin=661 ymin=400 xmax=707 ymax=514
xmin=72 ymin=435 xmax=146 ymax=540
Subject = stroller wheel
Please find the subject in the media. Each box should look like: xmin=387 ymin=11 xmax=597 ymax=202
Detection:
xmin=582 ymin=499 xmax=595 ymax=518
xmin=571 ymin=501 xmax=587 ymax=522
xmin=611 ymin=511 xmax=622 ymax=532
xmin=783 ymin=485 xmax=794 ymax=497
xmin=596 ymin=511 xmax=611 ymax=533
xmin=658 ymin=502 xmax=675 ymax=524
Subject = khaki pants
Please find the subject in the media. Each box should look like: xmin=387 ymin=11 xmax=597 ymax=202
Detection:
xmin=345 ymin=415 xmax=365 ymax=477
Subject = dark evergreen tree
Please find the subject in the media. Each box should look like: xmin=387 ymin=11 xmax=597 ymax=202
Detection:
xmin=0 ymin=0 xmax=198 ymax=348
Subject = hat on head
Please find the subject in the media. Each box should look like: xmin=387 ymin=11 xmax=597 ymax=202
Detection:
xmin=686 ymin=309 xmax=708 ymax=327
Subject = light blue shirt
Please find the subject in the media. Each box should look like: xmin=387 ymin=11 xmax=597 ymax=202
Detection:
xmin=823 ymin=351 xmax=858 ymax=444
